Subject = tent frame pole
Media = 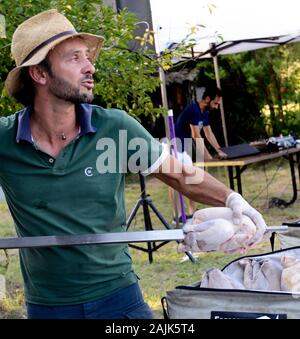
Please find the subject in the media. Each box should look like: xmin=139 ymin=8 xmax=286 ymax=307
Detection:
xmin=157 ymin=66 xmax=181 ymax=227
xmin=211 ymin=44 xmax=229 ymax=147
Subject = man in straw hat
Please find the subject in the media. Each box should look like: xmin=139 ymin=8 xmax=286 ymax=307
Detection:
xmin=0 ymin=9 xmax=266 ymax=319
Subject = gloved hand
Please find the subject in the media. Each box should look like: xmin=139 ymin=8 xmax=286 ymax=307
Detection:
xmin=226 ymin=192 xmax=267 ymax=244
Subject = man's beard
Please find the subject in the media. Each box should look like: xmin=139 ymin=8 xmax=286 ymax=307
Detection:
xmin=48 ymin=72 xmax=94 ymax=104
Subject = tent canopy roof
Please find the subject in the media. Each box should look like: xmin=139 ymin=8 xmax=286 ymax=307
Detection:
xmin=191 ymin=32 xmax=300 ymax=58
xmin=165 ymin=31 xmax=300 ymax=66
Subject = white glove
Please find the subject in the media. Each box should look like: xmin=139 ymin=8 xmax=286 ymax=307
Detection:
xmin=226 ymin=192 xmax=266 ymax=244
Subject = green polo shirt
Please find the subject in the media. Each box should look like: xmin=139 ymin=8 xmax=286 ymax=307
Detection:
xmin=0 ymin=104 xmax=167 ymax=305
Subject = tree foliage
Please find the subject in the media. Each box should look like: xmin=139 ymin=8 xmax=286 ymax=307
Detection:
xmin=241 ymin=45 xmax=300 ymax=136
xmin=0 ymin=0 xmax=167 ymax=119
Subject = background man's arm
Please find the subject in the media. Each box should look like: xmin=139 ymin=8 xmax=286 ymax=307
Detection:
xmin=190 ymin=124 xmax=213 ymax=161
xmin=203 ymin=125 xmax=227 ymax=158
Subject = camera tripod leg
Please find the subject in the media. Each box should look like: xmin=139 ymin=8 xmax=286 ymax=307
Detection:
xmin=126 ymin=174 xmax=196 ymax=263
xmin=147 ymin=200 xmax=196 ymax=263
xmin=126 ymin=195 xmax=155 ymax=263
xmin=126 ymin=199 xmax=143 ymax=231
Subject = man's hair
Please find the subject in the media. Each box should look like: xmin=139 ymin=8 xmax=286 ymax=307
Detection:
xmin=14 ymin=57 xmax=52 ymax=106
xmin=202 ymin=87 xmax=222 ymax=100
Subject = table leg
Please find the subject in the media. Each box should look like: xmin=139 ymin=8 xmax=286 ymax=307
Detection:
xmin=228 ymin=167 xmax=235 ymax=190
xmin=287 ymin=153 xmax=297 ymax=205
xmin=296 ymin=152 xmax=300 ymax=184
xmin=235 ymin=166 xmax=243 ymax=195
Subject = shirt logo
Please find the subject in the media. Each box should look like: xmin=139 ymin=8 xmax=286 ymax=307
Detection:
xmin=84 ymin=167 xmax=94 ymax=177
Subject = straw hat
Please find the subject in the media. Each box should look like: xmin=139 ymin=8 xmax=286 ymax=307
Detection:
xmin=5 ymin=9 xmax=104 ymax=97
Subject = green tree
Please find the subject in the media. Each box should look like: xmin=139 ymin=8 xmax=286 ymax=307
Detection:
xmin=233 ymin=45 xmax=300 ymax=136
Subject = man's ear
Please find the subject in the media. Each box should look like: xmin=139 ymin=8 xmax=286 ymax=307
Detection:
xmin=28 ymin=65 xmax=48 ymax=85
xmin=203 ymin=96 xmax=210 ymax=105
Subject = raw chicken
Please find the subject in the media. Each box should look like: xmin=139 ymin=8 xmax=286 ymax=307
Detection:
xmin=239 ymin=258 xmax=282 ymax=291
xmin=201 ymin=268 xmax=245 ymax=290
xmin=193 ymin=207 xmax=234 ymax=224
xmin=178 ymin=218 xmax=235 ymax=252
xmin=178 ymin=207 xmax=261 ymax=253
xmin=281 ymin=256 xmax=300 ymax=292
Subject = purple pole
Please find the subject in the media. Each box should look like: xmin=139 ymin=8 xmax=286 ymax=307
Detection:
xmin=167 ymin=109 xmax=187 ymax=224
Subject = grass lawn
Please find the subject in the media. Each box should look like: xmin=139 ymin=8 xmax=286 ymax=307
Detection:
xmin=0 ymin=158 xmax=299 ymax=318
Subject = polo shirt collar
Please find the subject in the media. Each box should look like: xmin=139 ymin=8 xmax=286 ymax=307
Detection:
xmin=78 ymin=103 xmax=97 ymax=136
xmin=16 ymin=103 xmax=97 ymax=143
xmin=16 ymin=106 xmax=32 ymax=143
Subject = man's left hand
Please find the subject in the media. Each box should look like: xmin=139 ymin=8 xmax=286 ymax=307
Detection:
xmin=226 ymin=192 xmax=267 ymax=244
xmin=217 ymin=149 xmax=228 ymax=159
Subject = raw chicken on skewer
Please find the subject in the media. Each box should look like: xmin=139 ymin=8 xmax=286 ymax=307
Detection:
xmin=178 ymin=207 xmax=272 ymax=254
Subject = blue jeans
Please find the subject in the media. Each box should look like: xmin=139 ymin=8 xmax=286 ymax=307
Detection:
xmin=26 ymin=282 xmax=153 ymax=319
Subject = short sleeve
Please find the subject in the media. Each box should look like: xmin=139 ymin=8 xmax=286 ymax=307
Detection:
xmin=187 ymin=103 xmax=200 ymax=126
xmin=202 ymin=110 xmax=210 ymax=126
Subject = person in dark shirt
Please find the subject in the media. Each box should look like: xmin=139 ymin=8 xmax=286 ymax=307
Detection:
xmin=175 ymin=87 xmax=227 ymax=161
xmin=174 ymin=87 xmax=227 ymax=215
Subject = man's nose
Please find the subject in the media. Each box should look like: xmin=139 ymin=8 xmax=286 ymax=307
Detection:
xmin=82 ymin=59 xmax=95 ymax=74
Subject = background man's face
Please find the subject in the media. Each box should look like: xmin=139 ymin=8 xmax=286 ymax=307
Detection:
xmin=210 ymin=95 xmax=221 ymax=109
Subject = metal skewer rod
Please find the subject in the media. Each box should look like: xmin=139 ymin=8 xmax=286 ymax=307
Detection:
xmin=0 ymin=226 xmax=288 ymax=250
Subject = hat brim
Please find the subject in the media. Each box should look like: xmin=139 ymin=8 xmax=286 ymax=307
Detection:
xmin=5 ymin=32 xmax=104 ymax=98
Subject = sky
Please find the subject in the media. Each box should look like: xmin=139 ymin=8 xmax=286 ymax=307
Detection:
xmin=150 ymin=0 xmax=300 ymax=52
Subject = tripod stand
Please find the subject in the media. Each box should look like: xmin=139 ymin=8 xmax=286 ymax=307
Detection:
xmin=126 ymin=173 xmax=196 ymax=263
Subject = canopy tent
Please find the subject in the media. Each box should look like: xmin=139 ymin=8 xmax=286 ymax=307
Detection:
xmin=150 ymin=0 xmax=300 ymax=145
